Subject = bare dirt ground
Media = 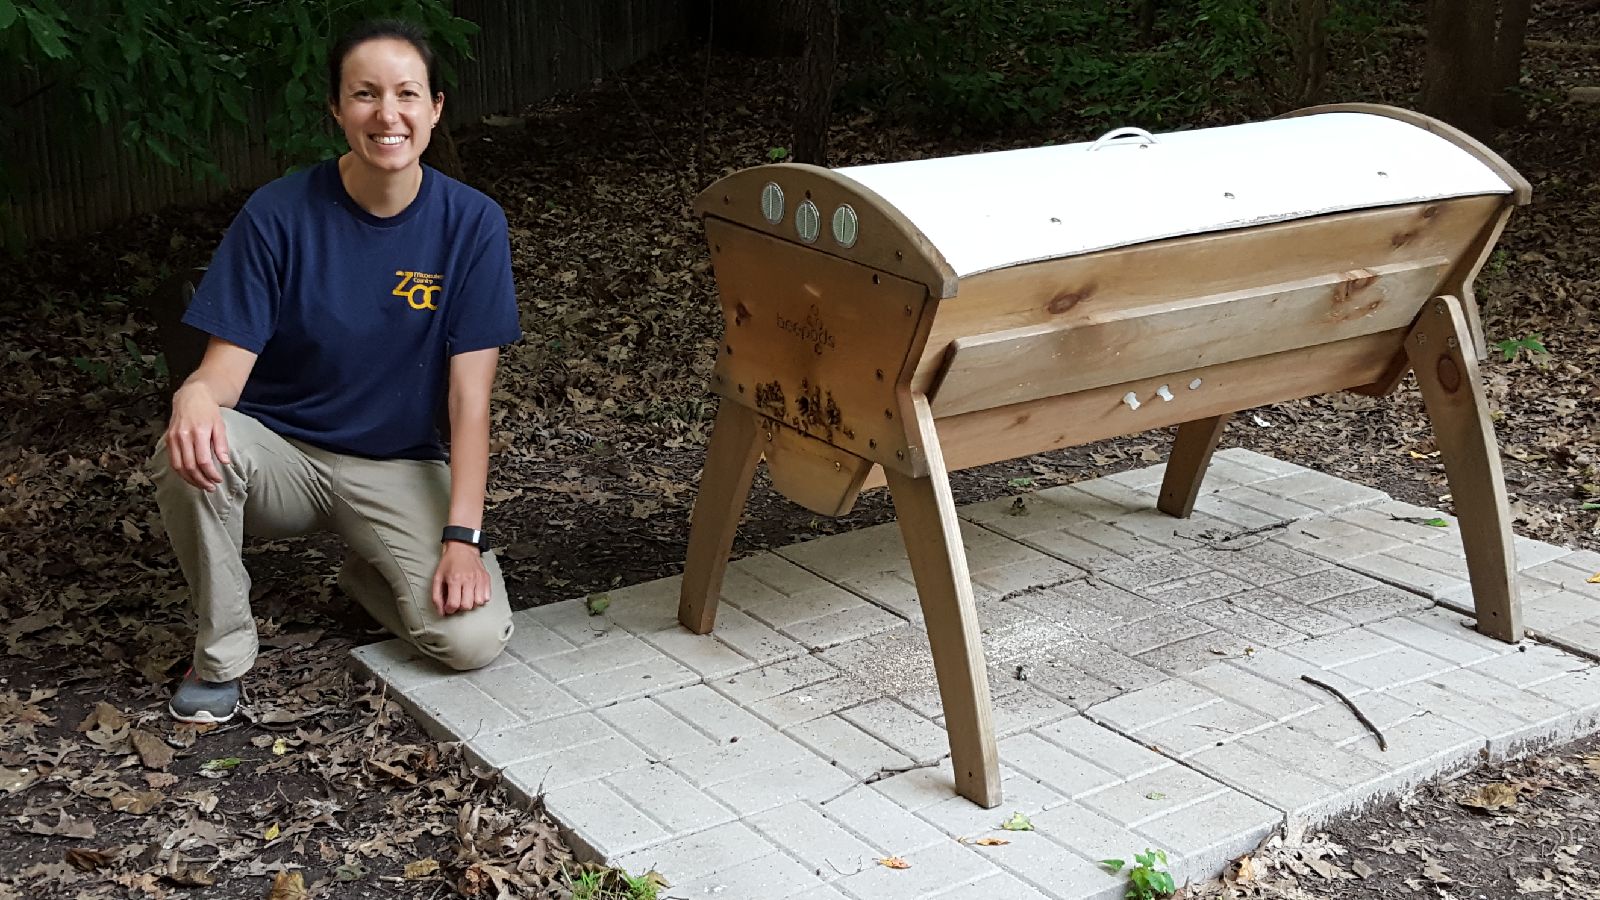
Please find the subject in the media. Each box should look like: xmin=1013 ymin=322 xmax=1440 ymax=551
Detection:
xmin=2 ymin=4 xmax=1597 ymax=898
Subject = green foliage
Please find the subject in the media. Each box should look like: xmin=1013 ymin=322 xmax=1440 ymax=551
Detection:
xmin=842 ymin=0 xmax=1404 ymax=131
xmin=1000 ymin=811 xmax=1034 ymax=831
xmin=565 ymin=865 xmax=663 ymax=900
xmin=1100 ymin=848 xmax=1176 ymax=900
xmin=1495 ymin=333 xmax=1548 ymax=362
xmin=767 ymin=146 xmax=791 ymax=161
xmin=0 ymin=1 xmax=475 ymax=187
xmin=71 ymin=335 xmax=167 ymax=389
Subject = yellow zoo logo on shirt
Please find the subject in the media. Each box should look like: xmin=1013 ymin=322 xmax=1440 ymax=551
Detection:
xmin=393 ymin=270 xmax=443 ymax=310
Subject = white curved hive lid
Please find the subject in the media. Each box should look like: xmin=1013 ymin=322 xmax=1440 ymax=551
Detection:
xmin=834 ymin=112 xmax=1515 ymax=279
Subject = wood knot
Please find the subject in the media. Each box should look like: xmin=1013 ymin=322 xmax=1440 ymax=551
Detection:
xmin=1047 ymin=283 xmax=1097 ymax=315
xmin=734 ymin=301 xmax=752 ymax=326
xmin=1436 ymin=354 xmax=1462 ymax=394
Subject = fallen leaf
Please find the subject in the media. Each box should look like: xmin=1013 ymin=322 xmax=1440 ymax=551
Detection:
xmin=65 ymin=848 xmax=116 ymax=871
xmin=130 ymin=729 xmax=174 ymax=769
xmin=272 ymin=738 xmax=289 ymax=756
xmin=1421 ymin=858 xmax=1452 ymax=883
xmin=268 ymin=870 xmax=309 ymax=900
xmin=145 ymin=772 xmax=179 ymax=789
xmin=163 ymin=861 xmax=217 ymax=887
xmin=1588 ymin=572 xmax=1600 ymax=584
xmin=77 ymin=701 xmax=128 ymax=732
xmin=1 ymin=766 xmax=39 ymax=793
xmin=972 ymin=837 xmax=1010 ymax=846
xmin=26 ymin=810 xmax=96 ymax=839
xmin=1000 ymin=811 xmax=1034 ymax=831
xmin=405 ymin=858 xmax=440 ymax=879
xmin=1233 ymin=855 xmax=1257 ymax=883
xmin=1353 ymin=859 xmax=1374 ymax=879
xmin=585 ymin=593 xmax=611 ymax=616
xmin=110 ymin=790 xmax=163 ymax=814
xmin=333 ymin=861 xmax=369 ymax=881
xmin=1458 ymin=781 xmax=1519 ymax=812
xmin=201 ymin=756 xmax=243 ymax=772
xmin=877 ymin=856 xmax=911 ymax=869
xmin=264 ymin=823 xmax=281 ymax=841
xmin=1308 ymin=858 xmax=1341 ymax=879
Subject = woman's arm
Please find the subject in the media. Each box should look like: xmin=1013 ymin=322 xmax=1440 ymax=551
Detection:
xmin=166 ymin=337 xmax=258 ymax=491
xmin=432 ymin=346 xmax=500 ymax=615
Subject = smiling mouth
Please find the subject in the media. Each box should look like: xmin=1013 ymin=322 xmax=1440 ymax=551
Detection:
xmin=372 ymin=135 xmax=407 ymax=145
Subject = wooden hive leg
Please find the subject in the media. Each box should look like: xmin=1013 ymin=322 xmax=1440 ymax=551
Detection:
xmin=1158 ymin=414 xmax=1233 ymax=518
xmin=1405 ymin=295 xmax=1522 ymax=643
xmin=883 ymin=397 xmax=1002 ymax=809
xmin=678 ymin=400 xmax=764 ymax=634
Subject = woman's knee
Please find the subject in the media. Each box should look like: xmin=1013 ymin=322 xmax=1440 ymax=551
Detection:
xmin=418 ymin=612 xmax=512 ymax=671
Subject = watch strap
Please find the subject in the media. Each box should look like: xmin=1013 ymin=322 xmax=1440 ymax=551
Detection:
xmin=441 ymin=525 xmax=488 ymax=552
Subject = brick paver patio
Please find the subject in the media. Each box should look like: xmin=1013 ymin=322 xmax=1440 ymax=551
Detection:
xmin=355 ymin=449 xmax=1600 ymax=899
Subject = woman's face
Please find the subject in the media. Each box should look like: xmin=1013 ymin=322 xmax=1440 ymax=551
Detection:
xmin=329 ymin=37 xmax=443 ymax=176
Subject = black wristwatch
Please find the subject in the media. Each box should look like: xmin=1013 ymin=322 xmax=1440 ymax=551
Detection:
xmin=441 ymin=525 xmax=490 ymax=552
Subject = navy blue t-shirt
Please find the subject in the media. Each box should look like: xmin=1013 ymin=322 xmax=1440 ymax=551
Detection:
xmin=184 ymin=161 xmax=521 ymax=460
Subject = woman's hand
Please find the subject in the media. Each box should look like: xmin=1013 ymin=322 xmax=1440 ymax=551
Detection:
xmin=165 ymin=381 xmax=232 ymax=491
xmin=164 ymin=337 xmax=256 ymax=491
xmin=432 ymin=542 xmax=492 ymax=616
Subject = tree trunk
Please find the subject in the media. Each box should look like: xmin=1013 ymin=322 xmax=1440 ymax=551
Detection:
xmin=1136 ymin=0 xmax=1159 ymax=44
xmin=791 ymin=0 xmax=838 ymax=166
xmin=422 ymin=124 xmax=465 ymax=182
xmin=1491 ymin=0 xmax=1533 ymax=126
xmin=1294 ymin=0 xmax=1330 ymax=105
xmin=1421 ymin=0 xmax=1497 ymax=140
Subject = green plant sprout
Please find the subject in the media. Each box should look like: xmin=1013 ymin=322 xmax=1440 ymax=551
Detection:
xmin=1495 ymin=333 xmax=1548 ymax=362
xmin=1100 ymin=848 xmax=1176 ymax=900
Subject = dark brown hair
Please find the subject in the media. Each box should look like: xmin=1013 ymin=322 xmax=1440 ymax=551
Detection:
xmin=327 ymin=19 xmax=440 ymax=104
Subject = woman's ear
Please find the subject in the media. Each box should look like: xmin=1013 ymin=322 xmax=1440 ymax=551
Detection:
xmin=432 ymin=92 xmax=445 ymax=126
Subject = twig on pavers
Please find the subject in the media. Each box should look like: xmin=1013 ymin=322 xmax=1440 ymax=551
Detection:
xmin=1301 ymin=675 xmax=1389 ymax=751
xmin=863 ymin=760 xmax=940 ymax=785
xmin=1195 ymin=519 xmax=1293 ymax=551
xmin=995 ymin=575 xmax=1083 ymax=603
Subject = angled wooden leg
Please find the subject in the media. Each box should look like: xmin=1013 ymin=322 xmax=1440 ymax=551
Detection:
xmin=1405 ymin=295 xmax=1522 ymax=643
xmin=679 ymin=400 xmax=764 ymax=634
xmin=884 ymin=396 xmax=1001 ymax=809
xmin=1158 ymin=414 xmax=1232 ymax=518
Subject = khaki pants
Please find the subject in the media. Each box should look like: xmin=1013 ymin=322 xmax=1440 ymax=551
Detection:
xmin=151 ymin=409 xmax=512 ymax=682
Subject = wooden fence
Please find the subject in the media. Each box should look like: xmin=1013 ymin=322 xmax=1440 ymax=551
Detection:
xmin=1 ymin=0 xmax=688 ymax=244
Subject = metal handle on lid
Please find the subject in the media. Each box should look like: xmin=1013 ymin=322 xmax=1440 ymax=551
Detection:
xmin=1089 ymin=126 xmax=1158 ymax=150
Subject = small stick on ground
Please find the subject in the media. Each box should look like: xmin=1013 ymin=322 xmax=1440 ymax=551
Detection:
xmin=1196 ymin=519 xmax=1292 ymax=550
xmin=1302 ymin=675 xmax=1388 ymax=751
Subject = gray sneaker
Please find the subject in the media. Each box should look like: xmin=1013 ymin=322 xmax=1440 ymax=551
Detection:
xmin=168 ymin=670 xmax=241 ymax=724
